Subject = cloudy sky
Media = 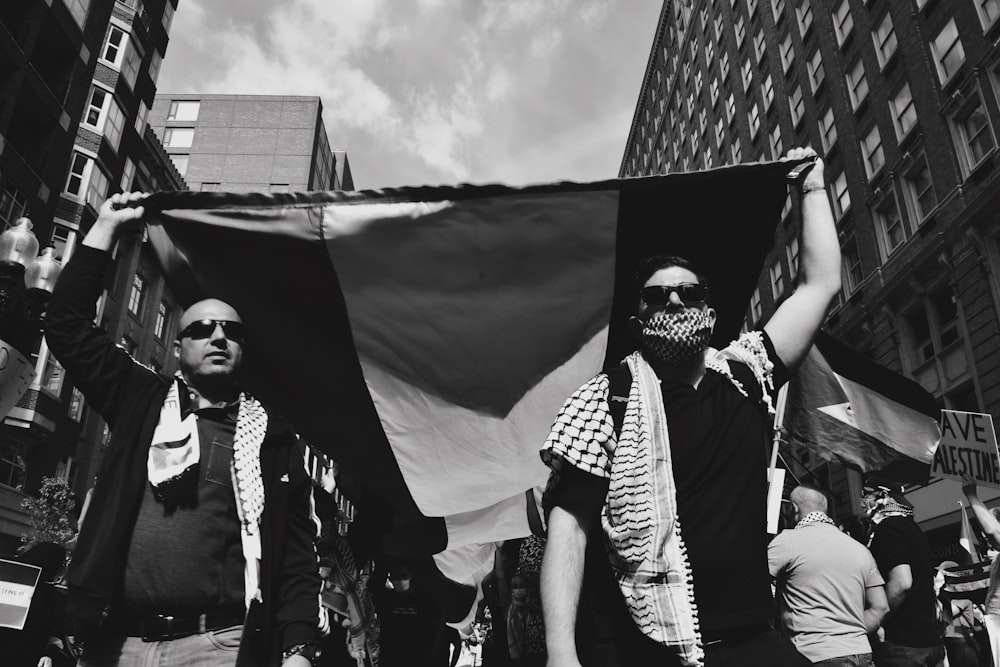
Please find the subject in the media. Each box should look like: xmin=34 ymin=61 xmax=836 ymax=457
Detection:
xmin=156 ymin=0 xmax=662 ymax=189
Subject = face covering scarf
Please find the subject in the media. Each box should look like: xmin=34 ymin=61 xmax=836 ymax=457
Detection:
xmin=640 ymin=309 xmax=713 ymax=366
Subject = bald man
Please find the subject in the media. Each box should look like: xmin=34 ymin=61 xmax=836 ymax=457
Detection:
xmin=44 ymin=193 xmax=324 ymax=667
xmin=768 ymin=485 xmax=888 ymax=666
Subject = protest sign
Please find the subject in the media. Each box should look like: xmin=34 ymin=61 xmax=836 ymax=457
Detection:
xmin=0 ymin=558 xmax=41 ymax=630
xmin=931 ymin=410 xmax=1000 ymax=488
xmin=0 ymin=338 xmax=35 ymax=418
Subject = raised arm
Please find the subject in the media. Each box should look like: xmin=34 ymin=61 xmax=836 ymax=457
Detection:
xmin=43 ymin=192 xmax=153 ymax=423
xmin=764 ymin=147 xmax=842 ymax=372
xmin=541 ymin=504 xmax=591 ymax=667
xmin=962 ymin=477 xmax=1000 ymax=550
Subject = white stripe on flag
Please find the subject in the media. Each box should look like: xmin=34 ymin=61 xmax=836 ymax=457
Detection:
xmin=322 ymin=192 xmax=619 ymax=516
xmin=821 ymin=372 xmax=940 ymax=464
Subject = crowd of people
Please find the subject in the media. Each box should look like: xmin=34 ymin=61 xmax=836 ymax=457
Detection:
xmin=0 ymin=144 xmax=993 ymax=667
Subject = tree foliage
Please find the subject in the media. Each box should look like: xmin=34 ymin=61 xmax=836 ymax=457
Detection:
xmin=20 ymin=477 xmax=77 ymax=551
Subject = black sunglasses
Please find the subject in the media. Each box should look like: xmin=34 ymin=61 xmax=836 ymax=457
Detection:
xmin=177 ymin=319 xmax=246 ymax=343
xmin=640 ymin=283 xmax=709 ymax=307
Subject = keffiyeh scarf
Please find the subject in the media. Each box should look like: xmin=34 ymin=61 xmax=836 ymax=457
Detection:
xmin=541 ymin=331 xmax=777 ymax=667
xmin=795 ymin=512 xmax=836 ymax=529
xmin=148 ymin=377 xmax=268 ymax=609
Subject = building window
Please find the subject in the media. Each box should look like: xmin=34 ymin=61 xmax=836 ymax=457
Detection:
xmin=50 ymin=223 xmax=75 ymax=262
xmin=807 ymin=49 xmax=825 ymax=90
xmin=780 ymin=33 xmax=794 ymax=72
xmin=905 ymin=287 xmax=963 ymax=368
xmin=715 ymin=11 xmax=725 ymax=40
xmin=62 ymin=0 xmax=91 ymax=26
xmin=874 ymin=191 xmax=907 ymax=258
xmin=819 ymin=107 xmax=837 ymax=152
xmin=931 ymin=19 xmax=966 ymax=84
xmin=890 ymin=83 xmax=917 ymax=139
xmin=721 ymin=50 xmax=731 ymax=79
xmin=703 ymin=146 xmax=714 ymax=167
xmin=135 ymin=100 xmax=149 ymax=136
xmin=902 ymin=154 xmax=937 ymax=222
xmin=732 ymin=135 xmax=743 ymax=162
xmin=0 ymin=184 xmax=28 ymax=227
xmin=699 ymin=108 xmax=708 ymax=135
xmin=797 ymin=0 xmax=813 ymax=35
xmin=747 ymin=0 xmax=759 ymax=17
xmin=42 ymin=355 xmax=65 ymax=395
xmin=163 ymin=127 xmax=195 ymax=148
xmin=163 ymin=0 xmax=175 ymax=31
xmin=727 ymin=92 xmax=737 ymax=123
xmin=749 ymin=102 xmax=761 ymax=137
xmin=786 ymin=237 xmax=800 ymax=281
xmin=154 ymin=300 xmax=168 ymax=340
xmin=754 ymin=30 xmax=767 ymax=61
xmin=200 ymin=182 xmax=219 ymax=191
xmin=83 ymin=87 xmax=127 ymax=151
xmin=842 ymin=235 xmax=863 ymax=294
xmin=65 ymin=152 xmax=109 ymax=210
xmin=770 ymin=259 xmax=786 ymax=299
xmin=128 ymin=273 xmax=145 ymax=317
xmin=762 ymin=73 xmax=774 ymax=110
xmin=873 ymin=12 xmax=897 ymax=68
xmin=789 ymin=85 xmax=805 ymax=126
xmin=736 ymin=15 xmax=747 ymax=46
xmin=711 ymin=77 xmax=720 ymax=106
xmin=975 ymin=0 xmax=1000 ymax=29
xmin=101 ymin=24 xmax=128 ymax=65
xmin=171 ymin=155 xmax=189 ymax=176
xmin=860 ymin=125 xmax=884 ymax=177
xmin=742 ymin=58 xmax=754 ymax=91
xmin=750 ymin=287 xmax=763 ymax=323
xmin=121 ymin=157 xmax=136 ymax=191
xmin=68 ymin=388 xmax=85 ymax=422
xmin=950 ymin=89 xmax=996 ymax=173
xmin=706 ymin=38 xmax=715 ymax=64
xmin=773 ymin=0 xmax=786 ymax=21
xmin=149 ymin=49 xmax=162 ymax=84
xmin=716 ymin=117 xmax=726 ymax=146
xmin=833 ymin=0 xmax=853 ymax=46
xmin=846 ymin=59 xmax=869 ymax=110
xmin=0 ymin=441 xmax=27 ymax=490
xmin=769 ymin=124 xmax=783 ymax=158
xmin=831 ymin=171 xmax=850 ymax=218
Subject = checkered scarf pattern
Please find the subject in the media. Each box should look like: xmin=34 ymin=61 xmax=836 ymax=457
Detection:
xmin=232 ymin=393 xmax=268 ymax=607
xmin=795 ymin=511 xmax=836 ymax=529
xmin=639 ymin=309 xmax=713 ymax=366
xmin=541 ymin=332 xmax=779 ymax=667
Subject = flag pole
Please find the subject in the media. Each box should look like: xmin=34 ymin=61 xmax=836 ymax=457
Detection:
xmin=769 ymin=384 xmax=789 ymax=483
xmin=767 ymin=385 xmax=789 ymax=534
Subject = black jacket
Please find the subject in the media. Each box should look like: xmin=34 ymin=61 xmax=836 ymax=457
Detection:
xmin=45 ymin=245 xmax=323 ymax=666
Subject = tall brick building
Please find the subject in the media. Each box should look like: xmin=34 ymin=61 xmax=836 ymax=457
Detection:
xmin=622 ymin=0 xmax=1000 ymax=557
xmin=150 ymin=94 xmax=354 ymax=193
xmin=0 ymin=0 xmax=185 ymax=553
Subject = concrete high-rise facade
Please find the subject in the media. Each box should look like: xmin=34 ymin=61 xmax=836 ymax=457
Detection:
xmin=0 ymin=0 xmax=185 ymax=553
xmin=623 ymin=0 xmax=1000 ymax=559
xmin=150 ymin=94 xmax=354 ymax=194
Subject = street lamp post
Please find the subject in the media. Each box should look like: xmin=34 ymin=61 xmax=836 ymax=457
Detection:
xmin=0 ymin=218 xmax=62 ymax=418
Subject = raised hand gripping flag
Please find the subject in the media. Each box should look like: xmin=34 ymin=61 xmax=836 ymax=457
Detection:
xmin=143 ymin=162 xmax=796 ymax=618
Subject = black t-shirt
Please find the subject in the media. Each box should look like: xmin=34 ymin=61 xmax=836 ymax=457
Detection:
xmin=546 ymin=333 xmax=787 ymax=659
xmin=869 ymin=516 xmax=940 ymax=647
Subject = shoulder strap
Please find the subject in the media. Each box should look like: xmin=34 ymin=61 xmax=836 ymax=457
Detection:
xmin=605 ymin=365 xmax=632 ymax=440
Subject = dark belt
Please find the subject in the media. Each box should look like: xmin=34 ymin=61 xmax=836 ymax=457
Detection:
xmin=121 ymin=607 xmax=246 ymax=641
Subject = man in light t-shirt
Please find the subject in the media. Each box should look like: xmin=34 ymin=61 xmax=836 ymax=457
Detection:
xmin=770 ymin=485 xmax=889 ymax=665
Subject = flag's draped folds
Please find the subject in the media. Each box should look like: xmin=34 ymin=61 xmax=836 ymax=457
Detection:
xmin=143 ymin=162 xmax=794 ymax=619
xmin=786 ymin=331 xmax=941 ymax=485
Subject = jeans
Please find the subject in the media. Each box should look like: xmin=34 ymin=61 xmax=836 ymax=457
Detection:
xmin=873 ymin=641 xmax=945 ymax=667
xmin=79 ymin=625 xmax=242 ymax=667
xmin=814 ymin=653 xmax=875 ymax=667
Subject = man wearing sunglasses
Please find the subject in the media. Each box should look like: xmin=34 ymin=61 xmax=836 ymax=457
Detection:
xmin=44 ymin=193 xmax=324 ymax=667
xmin=540 ymin=147 xmax=842 ymax=667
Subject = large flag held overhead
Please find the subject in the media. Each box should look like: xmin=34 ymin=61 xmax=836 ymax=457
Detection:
xmin=142 ymin=161 xmax=798 ymax=617
xmin=785 ymin=331 xmax=942 ymax=485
